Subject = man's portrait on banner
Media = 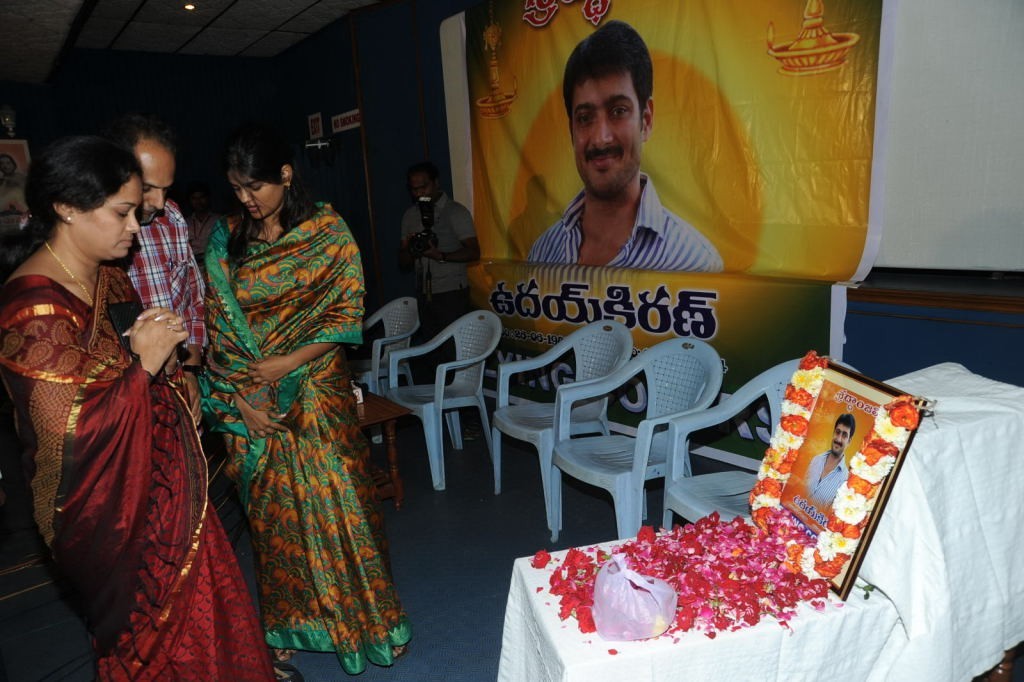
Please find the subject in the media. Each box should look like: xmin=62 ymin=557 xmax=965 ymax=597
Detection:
xmin=463 ymin=1 xmax=882 ymax=280
xmin=526 ymin=20 xmax=723 ymax=272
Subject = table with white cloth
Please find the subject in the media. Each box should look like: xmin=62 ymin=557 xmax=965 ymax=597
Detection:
xmin=498 ymin=364 xmax=1024 ymax=682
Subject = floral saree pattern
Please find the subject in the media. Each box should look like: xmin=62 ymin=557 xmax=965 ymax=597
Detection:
xmin=0 ymin=267 xmax=273 ymax=680
xmin=202 ymin=204 xmax=411 ymax=674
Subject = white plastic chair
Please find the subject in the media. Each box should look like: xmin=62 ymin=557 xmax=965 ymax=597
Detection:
xmin=660 ymin=359 xmax=799 ymax=528
xmin=491 ymin=321 xmax=634 ymax=529
xmin=549 ymin=338 xmax=723 ymax=542
xmin=351 ymin=296 xmax=419 ymax=394
xmin=660 ymin=357 xmax=856 ymax=527
xmin=384 ymin=310 xmax=502 ymax=491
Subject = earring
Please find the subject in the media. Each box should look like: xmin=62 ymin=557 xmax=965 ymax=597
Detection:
xmin=63 ymin=215 xmax=72 ymax=223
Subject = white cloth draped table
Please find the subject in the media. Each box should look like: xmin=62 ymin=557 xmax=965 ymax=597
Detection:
xmin=498 ymin=363 xmax=1024 ymax=681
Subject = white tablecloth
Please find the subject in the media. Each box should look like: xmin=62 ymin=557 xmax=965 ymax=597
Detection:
xmin=498 ymin=364 xmax=1024 ymax=682
xmin=858 ymin=363 xmax=1024 ymax=680
xmin=498 ymin=546 xmax=904 ymax=682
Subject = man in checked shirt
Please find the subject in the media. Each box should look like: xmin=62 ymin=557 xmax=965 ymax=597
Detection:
xmin=104 ymin=113 xmax=206 ymax=418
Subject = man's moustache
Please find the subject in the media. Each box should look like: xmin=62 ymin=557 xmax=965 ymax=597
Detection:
xmin=585 ymin=146 xmax=623 ymax=162
xmin=137 ymin=207 xmax=163 ymax=224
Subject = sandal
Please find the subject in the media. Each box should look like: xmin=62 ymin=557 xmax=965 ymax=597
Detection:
xmin=273 ymin=662 xmax=304 ymax=682
xmin=272 ymin=648 xmax=297 ymax=662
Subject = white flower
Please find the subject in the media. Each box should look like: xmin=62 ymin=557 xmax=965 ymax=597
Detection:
xmin=799 ymin=547 xmax=819 ymax=578
xmin=817 ymin=530 xmax=854 ymax=561
xmin=791 ymin=368 xmax=825 ymax=394
xmin=751 ymin=494 xmax=778 ymax=511
xmin=759 ymin=460 xmax=787 ymax=481
xmin=770 ymin=429 xmax=802 ymax=452
xmin=781 ymin=400 xmax=812 ymax=420
xmin=832 ymin=485 xmax=869 ymax=525
xmin=849 ymin=452 xmax=896 ymax=484
xmin=874 ymin=413 xmax=910 ymax=448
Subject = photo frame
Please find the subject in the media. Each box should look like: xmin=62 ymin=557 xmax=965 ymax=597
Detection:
xmin=0 ymin=137 xmax=30 ymax=233
xmin=749 ymin=352 xmax=929 ymax=600
xmin=0 ymin=139 xmax=31 ymax=235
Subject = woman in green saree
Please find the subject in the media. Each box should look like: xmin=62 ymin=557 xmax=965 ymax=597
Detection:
xmin=201 ymin=123 xmax=410 ymax=675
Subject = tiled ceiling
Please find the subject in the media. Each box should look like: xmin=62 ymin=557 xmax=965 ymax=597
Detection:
xmin=0 ymin=0 xmax=381 ymax=84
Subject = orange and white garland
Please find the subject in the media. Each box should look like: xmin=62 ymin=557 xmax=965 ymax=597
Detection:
xmin=749 ymin=352 xmax=921 ymax=581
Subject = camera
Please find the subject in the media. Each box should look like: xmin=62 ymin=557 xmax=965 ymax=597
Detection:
xmin=408 ymin=196 xmax=438 ymax=256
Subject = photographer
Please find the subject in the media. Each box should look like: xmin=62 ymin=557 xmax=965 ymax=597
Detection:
xmin=399 ymin=161 xmax=479 ymax=351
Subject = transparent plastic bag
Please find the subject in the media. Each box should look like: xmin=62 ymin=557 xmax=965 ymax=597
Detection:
xmin=592 ymin=554 xmax=678 ymax=641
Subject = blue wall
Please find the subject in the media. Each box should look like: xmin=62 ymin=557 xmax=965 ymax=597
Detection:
xmin=844 ymin=299 xmax=1024 ymax=387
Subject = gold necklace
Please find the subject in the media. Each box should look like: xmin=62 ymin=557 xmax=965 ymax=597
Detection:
xmin=44 ymin=241 xmax=94 ymax=306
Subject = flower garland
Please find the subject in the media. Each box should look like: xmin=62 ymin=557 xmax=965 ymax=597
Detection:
xmin=749 ymin=351 xmax=921 ymax=580
xmin=533 ymin=509 xmax=829 ymax=638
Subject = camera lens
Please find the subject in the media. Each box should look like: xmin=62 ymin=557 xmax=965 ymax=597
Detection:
xmin=417 ymin=196 xmax=435 ymax=229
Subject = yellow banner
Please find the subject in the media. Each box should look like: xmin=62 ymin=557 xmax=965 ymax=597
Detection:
xmin=464 ymin=0 xmax=882 ymax=280
xmin=470 ymin=261 xmax=833 ymax=396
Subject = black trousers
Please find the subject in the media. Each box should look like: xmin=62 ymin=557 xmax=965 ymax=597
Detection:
xmin=413 ymin=287 xmax=471 ymax=383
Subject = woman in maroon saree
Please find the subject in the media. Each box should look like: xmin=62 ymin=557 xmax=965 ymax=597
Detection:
xmin=0 ymin=136 xmax=274 ymax=680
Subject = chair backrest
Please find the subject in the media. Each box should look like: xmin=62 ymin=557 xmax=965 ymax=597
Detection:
xmin=565 ymin=321 xmax=634 ymax=422
xmin=364 ymin=296 xmax=419 ymax=371
xmin=740 ymin=357 xmax=856 ymax=440
xmin=639 ymin=338 xmax=723 ymax=419
xmin=450 ymin=310 xmax=503 ymax=390
xmin=572 ymin=321 xmax=634 ymax=382
xmin=364 ymin=296 xmax=419 ymax=344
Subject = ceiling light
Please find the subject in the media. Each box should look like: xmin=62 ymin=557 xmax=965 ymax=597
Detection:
xmin=184 ymin=3 xmax=196 ymax=10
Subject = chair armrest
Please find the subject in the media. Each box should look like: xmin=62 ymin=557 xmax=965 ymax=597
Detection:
xmin=371 ymin=329 xmax=419 ymax=377
xmin=628 ymin=417 xmax=662 ymax=482
xmin=552 ymin=363 xmax=641 ymax=442
xmin=388 ymin=337 xmax=448 ymax=388
xmin=378 ymin=328 xmax=418 ymax=348
xmin=656 ymin=397 xmax=756 ymax=480
xmin=625 ymin=410 xmax=700 ymax=484
xmin=362 ymin=307 xmax=386 ymax=330
xmin=431 ymin=354 xmax=491 ymax=405
xmin=495 ymin=342 xmax=573 ymax=408
xmin=433 ymin=353 xmax=490 ymax=384
xmin=661 ymin=398 xmax=747 ymax=439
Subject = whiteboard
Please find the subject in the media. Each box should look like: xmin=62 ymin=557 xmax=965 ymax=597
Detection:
xmin=874 ymin=0 xmax=1024 ymax=272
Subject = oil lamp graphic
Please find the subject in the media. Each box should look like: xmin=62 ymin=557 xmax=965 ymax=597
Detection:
xmin=767 ymin=0 xmax=860 ymax=75
xmin=475 ymin=3 xmax=518 ymax=119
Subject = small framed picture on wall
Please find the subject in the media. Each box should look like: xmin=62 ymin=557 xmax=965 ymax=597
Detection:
xmin=0 ymin=139 xmax=30 ymax=234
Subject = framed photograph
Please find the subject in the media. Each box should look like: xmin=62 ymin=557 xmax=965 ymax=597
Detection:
xmin=750 ymin=353 xmax=928 ymax=600
xmin=0 ymin=139 xmax=30 ymax=234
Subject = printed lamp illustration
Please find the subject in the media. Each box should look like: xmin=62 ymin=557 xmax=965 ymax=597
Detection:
xmin=767 ymin=0 xmax=860 ymax=75
xmin=475 ymin=3 xmax=518 ymax=118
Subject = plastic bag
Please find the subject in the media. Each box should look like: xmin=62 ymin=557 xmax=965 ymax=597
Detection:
xmin=592 ymin=554 xmax=678 ymax=641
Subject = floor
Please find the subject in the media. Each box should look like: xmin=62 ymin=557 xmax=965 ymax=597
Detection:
xmin=0 ymin=403 xmax=1020 ymax=681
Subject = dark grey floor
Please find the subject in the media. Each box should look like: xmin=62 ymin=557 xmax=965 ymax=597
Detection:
xmin=1 ymin=405 xmax=1020 ymax=681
